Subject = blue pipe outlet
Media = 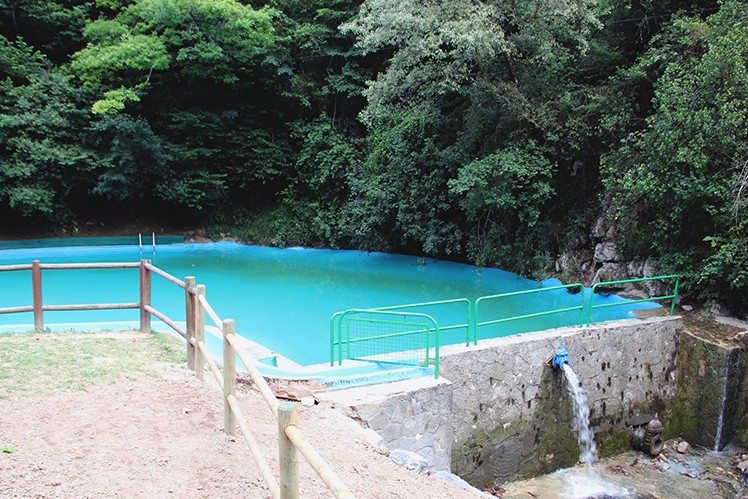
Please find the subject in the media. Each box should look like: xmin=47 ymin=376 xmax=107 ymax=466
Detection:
xmin=551 ymin=340 xmax=570 ymax=369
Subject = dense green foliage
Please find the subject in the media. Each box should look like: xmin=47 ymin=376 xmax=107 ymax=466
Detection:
xmin=1 ymin=0 xmax=745 ymax=314
xmin=602 ymin=0 xmax=748 ymax=311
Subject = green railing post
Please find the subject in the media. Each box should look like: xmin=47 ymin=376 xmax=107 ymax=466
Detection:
xmin=670 ymin=276 xmax=680 ymax=316
xmin=473 ymin=300 xmax=478 ymax=345
xmin=578 ymin=286 xmax=586 ymax=327
xmin=329 ymin=312 xmax=342 ymax=366
xmin=432 ymin=325 xmax=440 ymax=379
xmin=425 ymin=326 xmax=431 ymax=367
xmin=587 ymin=284 xmax=597 ymax=326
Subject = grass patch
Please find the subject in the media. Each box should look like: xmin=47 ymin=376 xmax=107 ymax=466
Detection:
xmin=0 ymin=331 xmax=186 ymax=399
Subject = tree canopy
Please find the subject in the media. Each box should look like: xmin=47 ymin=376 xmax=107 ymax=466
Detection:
xmin=1 ymin=0 xmax=745 ymax=314
xmin=602 ymin=0 xmax=748 ymax=310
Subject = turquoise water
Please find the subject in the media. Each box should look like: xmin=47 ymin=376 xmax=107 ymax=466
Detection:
xmin=0 ymin=242 xmax=657 ymax=366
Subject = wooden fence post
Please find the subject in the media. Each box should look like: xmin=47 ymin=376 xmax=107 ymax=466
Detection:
xmin=139 ymin=259 xmax=151 ymax=333
xmin=32 ymin=260 xmax=43 ymax=332
xmin=223 ymin=319 xmax=237 ymax=437
xmin=278 ymin=401 xmax=300 ymax=499
xmin=185 ymin=276 xmax=196 ymax=370
xmin=194 ymin=285 xmax=205 ymax=382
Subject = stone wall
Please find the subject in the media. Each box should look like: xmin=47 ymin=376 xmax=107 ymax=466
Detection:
xmin=320 ymin=316 xmax=683 ymax=488
xmin=320 ymin=377 xmax=454 ymax=471
xmin=440 ymin=316 xmax=682 ymax=487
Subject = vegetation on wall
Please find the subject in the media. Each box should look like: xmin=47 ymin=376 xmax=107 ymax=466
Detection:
xmin=1 ymin=0 xmax=745 ymax=315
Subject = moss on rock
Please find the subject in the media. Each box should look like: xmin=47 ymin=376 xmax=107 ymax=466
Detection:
xmin=665 ymin=330 xmax=743 ymax=449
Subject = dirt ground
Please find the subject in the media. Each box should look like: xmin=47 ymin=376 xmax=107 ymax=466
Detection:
xmin=0 ymin=334 xmax=483 ymax=498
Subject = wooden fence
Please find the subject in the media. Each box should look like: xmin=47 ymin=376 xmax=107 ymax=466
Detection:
xmin=0 ymin=259 xmax=354 ymax=499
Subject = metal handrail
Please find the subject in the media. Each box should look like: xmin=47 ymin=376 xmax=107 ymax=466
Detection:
xmin=329 ymin=276 xmax=679 ymax=376
xmin=373 ymin=298 xmax=472 ymax=345
xmin=475 ymin=284 xmax=586 ymax=342
xmin=329 ymin=298 xmax=470 ymax=367
xmin=587 ymin=275 xmax=680 ymax=326
xmin=332 ymin=308 xmax=440 ymax=378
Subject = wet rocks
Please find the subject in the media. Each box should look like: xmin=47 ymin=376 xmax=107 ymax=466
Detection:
xmin=389 ymin=449 xmax=429 ymax=472
xmin=594 ymin=242 xmax=619 ymax=263
xmin=734 ymin=331 xmax=748 ymax=347
xmin=735 ymin=455 xmax=748 ymax=474
xmin=676 ymin=441 xmax=691 ymax=454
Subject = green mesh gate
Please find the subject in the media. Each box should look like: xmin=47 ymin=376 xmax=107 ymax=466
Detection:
xmin=330 ymin=309 xmax=440 ymax=378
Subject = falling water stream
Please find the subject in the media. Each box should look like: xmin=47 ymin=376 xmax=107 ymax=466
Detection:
xmin=714 ymin=361 xmax=730 ymax=451
xmin=561 ymin=363 xmax=599 ymax=470
xmin=714 ymin=349 xmax=741 ymax=451
xmin=560 ymin=363 xmax=633 ymax=498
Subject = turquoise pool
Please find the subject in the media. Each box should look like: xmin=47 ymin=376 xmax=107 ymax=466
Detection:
xmin=0 ymin=242 xmax=658 ymax=367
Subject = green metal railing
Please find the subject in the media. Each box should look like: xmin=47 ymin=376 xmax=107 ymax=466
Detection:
xmin=330 ymin=309 xmax=440 ymax=378
xmin=474 ymin=284 xmax=586 ymax=343
xmin=373 ymin=298 xmax=472 ymax=346
xmin=329 ymin=275 xmax=680 ymax=379
xmin=587 ymin=275 xmax=680 ymax=326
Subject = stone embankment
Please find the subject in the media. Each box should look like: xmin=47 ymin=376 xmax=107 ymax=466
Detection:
xmin=322 ymin=316 xmax=687 ymax=489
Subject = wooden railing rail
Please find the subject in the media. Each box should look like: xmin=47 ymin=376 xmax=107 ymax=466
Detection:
xmin=0 ymin=258 xmax=354 ymax=498
xmin=0 ymin=260 xmax=143 ymax=331
xmin=0 ymin=306 xmax=34 ymax=314
xmin=45 ymin=303 xmax=140 ymax=311
xmin=140 ymin=260 xmax=194 ymax=345
xmin=145 ymin=262 xmax=186 ymax=288
xmin=40 ymin=262 xmax=140 ymax=270
xmin=226 ymin=392 xmax=280 ymax=496
xmin=197 ymin=293 xmax=223 ymax=332
xmin=225 ymin=332 xmax=279 ymax=417
xmin=196 ymin=292 xmax=354 ymax=498
xmin=285 ymin=424 xmax=353 ymax=497
xmin=144 ymin=305 xmax=187 ymax=338
xmin=191 ymin=316 xmax=281 ymax=498
xmin=0 ymin=264 xmax=32 ymax=272
xmin=191 ymin=337 xmax=223 ymax=390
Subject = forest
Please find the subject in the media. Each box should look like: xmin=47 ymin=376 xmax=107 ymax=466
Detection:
xmin=0 ymin=0 xmax=746 ymax=315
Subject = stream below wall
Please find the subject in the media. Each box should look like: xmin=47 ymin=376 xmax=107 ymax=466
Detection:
xmin=495 ymin=312 xmax=748 ymax=498
xmin=496 ymin=440 xmax=748 ymax=498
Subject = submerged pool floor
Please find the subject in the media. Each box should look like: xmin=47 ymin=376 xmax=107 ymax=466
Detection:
xmin=0 ymin=242 xmax=657 ymax=367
